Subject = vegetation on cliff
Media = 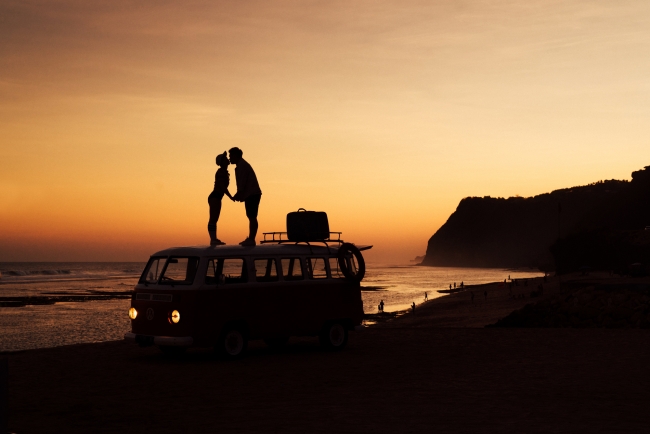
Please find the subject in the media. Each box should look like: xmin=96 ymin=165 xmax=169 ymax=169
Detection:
xmin=422 ymin=166 xmax=650 ymax=270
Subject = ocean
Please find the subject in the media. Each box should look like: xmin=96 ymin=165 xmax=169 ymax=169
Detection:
xmin=0 ymin=262 xmax=543 ymax=352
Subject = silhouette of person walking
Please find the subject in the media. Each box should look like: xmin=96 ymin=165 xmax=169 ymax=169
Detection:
xmin=424 ymin=292 xmax=428 ymax=301
xmin=207 ymin=152 xmax=233 ymax=246
xmin=411 ymin=302 xmax=416 ymax=314
xmin=378 ymin=300 xmax=384 ymax=312
xmin=228 ymin=147 xmax=262 ymax=246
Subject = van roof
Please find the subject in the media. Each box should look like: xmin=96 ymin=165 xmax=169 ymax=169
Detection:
xmin=151 ymin=243 xmax=372 ymax=257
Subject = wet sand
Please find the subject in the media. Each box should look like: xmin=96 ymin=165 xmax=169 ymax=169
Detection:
xmin=5 ymin=274 xmax=650 ymax=433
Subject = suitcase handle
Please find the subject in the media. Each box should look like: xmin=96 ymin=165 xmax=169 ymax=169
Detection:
xmin=297 ymin=208 xmax=306 ymax=212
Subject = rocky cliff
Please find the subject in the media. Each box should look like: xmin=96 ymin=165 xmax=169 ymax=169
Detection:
xmin=422 ymin=166 xmax=650 ymax=270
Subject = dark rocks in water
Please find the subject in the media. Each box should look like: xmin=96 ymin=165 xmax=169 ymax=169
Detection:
xmin=0 ymin=293 xmax=132 ymax=307
xmin=490 ymin=285 xmax=650 ymax=328
xmin=422 ymin=165 xmax=650 ymax=270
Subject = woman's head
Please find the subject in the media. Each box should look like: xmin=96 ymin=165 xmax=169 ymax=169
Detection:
xmin=216 ymin=152 xmax=229 ymax=168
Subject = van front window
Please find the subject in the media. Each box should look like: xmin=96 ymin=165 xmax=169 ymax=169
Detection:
xmin=141 ymin=257 xmax=164 ymax=284
xmin=160 ymin=257 xmax=199 ymax=285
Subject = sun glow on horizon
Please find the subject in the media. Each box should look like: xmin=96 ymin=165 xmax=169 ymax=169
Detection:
xmin=2 ymin=0 xmax=650 ymax=262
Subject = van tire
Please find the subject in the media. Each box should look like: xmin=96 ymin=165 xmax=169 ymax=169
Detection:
xmin=264 ymin=336 xmax=289 ymax=349
xmin=319 ymin=322 xmax=348 ymax=350
xmin=217 ymin=326 xmax=248 ymax=359
xmin=337 ymin=243 xmax=365 ymax=282
xmin=159 ymin=345 xmax=187 ymax=356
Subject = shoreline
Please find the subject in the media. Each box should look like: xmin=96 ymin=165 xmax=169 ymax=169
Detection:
xmin=4 ymin=274 xmax=650 ymax=432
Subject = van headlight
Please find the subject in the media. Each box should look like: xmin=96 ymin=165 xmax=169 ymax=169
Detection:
xmin=129 ymin=307 xmax=138 ymax=320
xmin=170 ymin=310 xmax=180 ymax=324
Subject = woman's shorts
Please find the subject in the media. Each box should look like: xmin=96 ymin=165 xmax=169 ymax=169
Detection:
xmin=208 ymin=191 xmax=224 ymax=205
xmin=244 ymin=194 xmax=262 ymax=218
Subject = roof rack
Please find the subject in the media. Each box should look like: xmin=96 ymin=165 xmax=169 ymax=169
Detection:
xmin=261 ymin=232 xmax=343 ymax=254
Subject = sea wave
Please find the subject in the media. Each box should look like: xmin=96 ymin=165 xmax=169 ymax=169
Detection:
xmin=2 ymin=269 xmax=72 ymax=277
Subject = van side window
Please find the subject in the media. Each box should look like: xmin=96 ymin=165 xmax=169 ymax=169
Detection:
xmin=329 ymin=257 xmax=343 ymax=278
xmin=254 ymin=258 xmax=279 ymax=282
xmin=160 ymin=257 xmax=199 ymax=285
xmin=281 ymin=258 xmax=304 ymax=281
xmin=205 ymin=258 xmax=247 ymax=284
xmin=307 ymin=258 xmax=328 ymax=279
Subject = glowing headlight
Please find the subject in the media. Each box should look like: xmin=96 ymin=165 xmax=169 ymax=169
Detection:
xmin=129 ymin=307 xmax=138 ymax=320
xmin=170 ymin=310 xmax=180 ymax=324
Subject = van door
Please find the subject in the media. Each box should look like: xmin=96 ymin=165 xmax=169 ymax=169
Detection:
xmin=197 ymin=258 xmax=252 ymax=343
xmin=295 ymin=256 xmax=331 ymax=334
xmin=250 ymin=257 xmax=284 ymax=337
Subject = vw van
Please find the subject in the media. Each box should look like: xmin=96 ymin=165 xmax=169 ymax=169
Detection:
xmin=124 ymin=236 xmax=370 ymax=357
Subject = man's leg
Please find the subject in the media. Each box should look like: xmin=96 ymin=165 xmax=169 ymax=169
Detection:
xmin=242 ymin=194 xmax=261 ymax=245
xmin=248 ymin=215 xmax=258 ymax=241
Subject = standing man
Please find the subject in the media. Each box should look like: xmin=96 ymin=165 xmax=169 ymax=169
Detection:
xmin=228 ymin=147 xmax=262 ymax=246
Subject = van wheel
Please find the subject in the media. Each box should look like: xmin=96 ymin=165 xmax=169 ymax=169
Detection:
xmin=319 ymin=322 xmax=348 ymax=350
xmin=264 ymin=336 xmax=289 ymax=349
xmin=159 ymin=345 xmax=187 ymax=355
xmin=218 ymin=327 xmax=248 ymax=358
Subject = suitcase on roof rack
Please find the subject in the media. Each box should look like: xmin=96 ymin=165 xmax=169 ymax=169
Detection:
xmin=286 ymin=208 xmax=330 ymax=241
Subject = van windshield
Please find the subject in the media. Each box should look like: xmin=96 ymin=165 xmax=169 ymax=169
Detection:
xmin=159 ymin=257 xmax=200 ymax=285
xmin=140 ymin=257 xmax=165 ymax=284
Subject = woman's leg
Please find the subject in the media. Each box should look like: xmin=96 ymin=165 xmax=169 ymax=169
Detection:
xmin=208 ymin=193 xmax=223 ymax=244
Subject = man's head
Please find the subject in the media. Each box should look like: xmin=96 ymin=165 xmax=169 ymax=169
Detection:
xmin=216 ymin=151 xmax=229 ymax=168
xmin=228 ymin=147 xmax=243 ymax=164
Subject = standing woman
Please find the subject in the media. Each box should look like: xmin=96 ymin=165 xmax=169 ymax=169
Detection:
xmin=207 ymin=152 xmax=233 ymax=245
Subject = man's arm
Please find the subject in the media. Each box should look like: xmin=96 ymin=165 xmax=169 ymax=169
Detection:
xmin=232 ymin=165 xmax=248 ymax=202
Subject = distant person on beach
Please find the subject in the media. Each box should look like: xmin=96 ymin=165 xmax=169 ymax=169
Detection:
xmin=454 ymin=282 xmax=456 ymax=289
xmin=379 ymin=300 xmax=385 ymax=312
xmin=449 ymin=284 xmax=452 ymax=290
xmin=460 ymin=281 xmax=464 ymax=288
xmin=207 ymin=151 xmax=234 ymax=246
xmin=424 ymin=292 xmax=428 ymax=301
xmin=229 ymin=147 xmax=262 ymax=246
xmin=411 ymin=302 xmax=416 ymax=313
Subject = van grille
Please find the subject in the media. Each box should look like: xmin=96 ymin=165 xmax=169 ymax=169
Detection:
xmin=136 ymin=293 xmax=172 ymax=302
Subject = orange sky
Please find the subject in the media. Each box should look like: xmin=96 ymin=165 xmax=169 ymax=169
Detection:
xmin=1 ymin=0 xmax=649 ymax=263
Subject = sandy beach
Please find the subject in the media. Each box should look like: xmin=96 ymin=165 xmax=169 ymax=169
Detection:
xmin=5 ymin=274 xmax=650 ymax=433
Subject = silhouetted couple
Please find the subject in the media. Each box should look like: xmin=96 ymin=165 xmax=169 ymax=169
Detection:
xmin=208 ymin=147 xmax=262 ymax=246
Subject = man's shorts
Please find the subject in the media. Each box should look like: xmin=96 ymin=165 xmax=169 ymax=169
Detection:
xmin=244 ymin=194 xmax=262 ymax=218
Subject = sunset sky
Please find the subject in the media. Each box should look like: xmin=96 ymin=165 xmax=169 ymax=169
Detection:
xmin=1 ymin=0 xmax=649 ymax=263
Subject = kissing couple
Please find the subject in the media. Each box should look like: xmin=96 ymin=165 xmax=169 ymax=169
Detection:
xmin=207 ymin=147 xmax=262 ymax=246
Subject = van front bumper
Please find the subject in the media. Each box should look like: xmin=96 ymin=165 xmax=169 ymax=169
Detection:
xmin=124 ymin=332 xmax=193 ymax=347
